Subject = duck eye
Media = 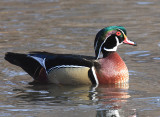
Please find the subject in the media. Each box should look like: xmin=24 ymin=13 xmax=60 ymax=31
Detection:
xmin=116 ymin=31 xmax=121 ymax=36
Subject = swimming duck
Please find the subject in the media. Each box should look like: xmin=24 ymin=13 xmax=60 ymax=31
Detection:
xmin=4 ymin=26 xmax=136 ymax=85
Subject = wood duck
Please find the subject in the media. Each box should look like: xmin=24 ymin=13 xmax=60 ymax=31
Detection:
xmin=4 ymin=26 xmax=136 ymax=85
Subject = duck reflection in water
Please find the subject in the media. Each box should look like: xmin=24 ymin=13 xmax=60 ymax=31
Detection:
xmin=13 ymin=82 xmax=136 ymax=117
xmin=95 ymin=83 xmax=136 ymax=117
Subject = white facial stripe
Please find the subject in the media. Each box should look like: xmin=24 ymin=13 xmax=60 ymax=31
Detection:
xmin=48 ymin=65 xmax=85 ymax=73
xmin=94 ymin=36 xmax=99 ymax=50
xmin=116 ymin=29 xmax=127 ymax=45
xmin=96 ymin=35 xmax=111 ymax=59
xmin=116 ymin=28 xmax=125 ymax=36
xmin=115 ymin=36 xmax=120 ymax=45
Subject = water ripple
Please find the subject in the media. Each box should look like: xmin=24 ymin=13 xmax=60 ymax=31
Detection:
xmin=2 ymin=68 xmax=27 ymax=77
xmin=125 ymin=51 xmax=150 ymax=55
xmin=136 ymin=2 xmax=154 ymax=5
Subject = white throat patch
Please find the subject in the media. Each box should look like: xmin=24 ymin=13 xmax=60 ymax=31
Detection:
xmin=103 ymin=36 xmax=120 ymax=52
xmin=95 ymin=29 xmax=125 ymax=59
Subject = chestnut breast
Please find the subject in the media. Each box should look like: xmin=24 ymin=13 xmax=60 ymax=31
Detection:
xmin=96 ymin=52 xmax=129 ymax=84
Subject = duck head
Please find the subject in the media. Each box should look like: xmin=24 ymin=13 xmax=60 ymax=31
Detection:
xmin=94 ymin=26 xmax=136 ymax=59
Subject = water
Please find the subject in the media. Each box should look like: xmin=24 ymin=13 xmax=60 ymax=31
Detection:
xmin=0 ymin=0 xmax=160 ymax=116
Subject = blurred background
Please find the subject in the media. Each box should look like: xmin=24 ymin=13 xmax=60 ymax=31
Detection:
xmin=0 ymin=0 xmax=160 ymax=117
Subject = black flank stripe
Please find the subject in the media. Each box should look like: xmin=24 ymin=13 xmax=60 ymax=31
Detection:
xmin=88 ymin=69 xmax=97 ymax=84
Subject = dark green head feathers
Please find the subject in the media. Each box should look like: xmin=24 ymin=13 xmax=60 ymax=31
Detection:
xmin=94 ymin=26 xmax=136 ymax=59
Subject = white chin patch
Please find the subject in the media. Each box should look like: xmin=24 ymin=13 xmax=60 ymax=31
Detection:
xmin=103 ymin=46 xmax=117 ymax=51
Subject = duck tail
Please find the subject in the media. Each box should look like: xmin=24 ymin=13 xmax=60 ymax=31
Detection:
xmin=4 ymin=52 xmax=48 ymax=83
xmin=5 ymin=52 xmax=28 ymax=66
xmin=4 ymin=52 xmax=40 ymax=77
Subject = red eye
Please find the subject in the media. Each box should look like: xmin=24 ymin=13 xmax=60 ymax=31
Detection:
xmin=116 ymin=31 xmax=121 ymax=36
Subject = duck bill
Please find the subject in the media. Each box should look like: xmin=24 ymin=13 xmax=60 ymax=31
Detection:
xmin=123 ymin=35 xmax=137 ymax=46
